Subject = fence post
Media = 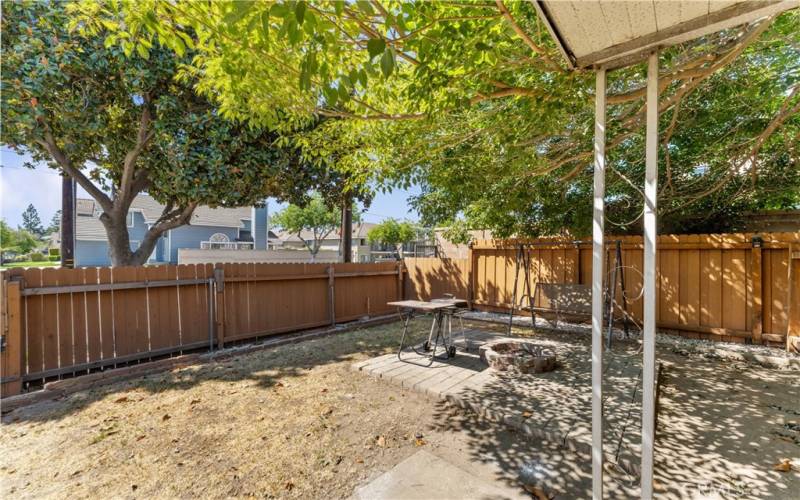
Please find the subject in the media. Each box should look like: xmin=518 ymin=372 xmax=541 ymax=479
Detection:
xmin=788 ymin=244 xmax=799 ymax=353
xmin=467 ymin=242 xmax=475 ymax=309
xmin=751 ymin=241 xmax=763 ymax=344
xmin=328 ymin=265 xmax=336 ymax=326
xmin=1 ymin=279 xmax=23 ymax=397
xmin=214 ymin=266 xmax=225 ymax=348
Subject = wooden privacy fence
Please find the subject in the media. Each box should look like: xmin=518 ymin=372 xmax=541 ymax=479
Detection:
xmin=0 ymin=262 xmax=403 ymax=397
xmin=405 ymin=232 xmax=800 ymax=350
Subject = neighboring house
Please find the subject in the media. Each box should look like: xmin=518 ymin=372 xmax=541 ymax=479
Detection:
xmin=75 ymin=195 xmax=268 ymax=267
xmin=275 ymin=222 xmax=380 ymax=262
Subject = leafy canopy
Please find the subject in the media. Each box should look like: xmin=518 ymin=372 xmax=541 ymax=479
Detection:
xmin=367 ymin=218 xmax=416 ymax=247
xmin=94 ymin=1 xmax=799 ymax=237
xmin=1 ymin=0 xmax=351 ymax=265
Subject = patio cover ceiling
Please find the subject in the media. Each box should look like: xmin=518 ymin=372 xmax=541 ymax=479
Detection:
xmin=533 ymin=0 xmax=797 ymax=69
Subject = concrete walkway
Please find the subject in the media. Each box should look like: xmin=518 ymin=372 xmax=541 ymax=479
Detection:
xmin=352 ymin=450 xmax=525 ymax=500
xmin=351 ymin=328 xmax=655 ymax=476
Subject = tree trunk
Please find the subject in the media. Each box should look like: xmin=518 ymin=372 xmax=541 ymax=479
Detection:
xmin=101 ymin=212 xmax=137 ymax=266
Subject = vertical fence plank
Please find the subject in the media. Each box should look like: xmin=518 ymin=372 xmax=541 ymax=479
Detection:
xmin=722 ymin=250 xmax=747 ymax=331
xmin=84 ymin=268 xmax=102 ymax=363
xmin=1 ymin=280 xmax=23 ymax=397
xmin=98 ymin=267 xmax=114 ymax=359
xmin=41 ymin=268 xmax=60 ymax=373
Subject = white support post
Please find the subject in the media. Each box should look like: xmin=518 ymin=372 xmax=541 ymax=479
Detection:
xmin=641 ymin=51 xmax=659 ymax=499
xmin=591 ymin=67 xmax=607 ymax=500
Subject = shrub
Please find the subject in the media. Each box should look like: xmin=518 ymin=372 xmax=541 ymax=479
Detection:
xmin=49 ymin=248 xmax=60 ymax=257
xmin=49 ymin=255 xmax=60 ymax=262
xmin=14 ymin=254 xmax=29 ymax=262
xmin=29 ymin=252 xmax=46 ymax=262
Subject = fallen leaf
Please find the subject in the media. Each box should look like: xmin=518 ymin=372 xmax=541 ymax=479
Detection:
xmin=114 ymin=396 xmax=129 ymax=403
xmin=376 ymin=436 xmax=386 ymax=448
xmin=355 ymin=458 xmax=364 ymax=464
xmin=136 ymin=435 xmax=146 ymax=441
xmin=284 ymin=480 xmax=294 ymax=491
xmin=321 ymin=388 xmax=328 ymax=393
xmin=773 ymin=459 xmax=793 ymax=472
xmin=522 ymin=411 xmax=533 ymax=418
xmin=162 ymin=414 xmax=171 ymax=421
xmin=190 ymin=399 xmax=201 ymax=405
xmin=275 ymin=382 xmax=284 ymax=388
xmin=414 ymin=438 xmax=426 ymax=447
xmin=321 ymin=407 xmax=333 ymax=417
xmin=522 ymin=484 xmax=553 ymax=500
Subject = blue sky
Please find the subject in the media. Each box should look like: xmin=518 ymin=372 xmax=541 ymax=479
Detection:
xmin=0 ymin=146 xmax=420 ymax=228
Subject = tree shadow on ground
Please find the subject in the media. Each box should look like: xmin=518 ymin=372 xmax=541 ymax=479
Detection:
xmin=2 ymin=317 xmax=449 ymax=424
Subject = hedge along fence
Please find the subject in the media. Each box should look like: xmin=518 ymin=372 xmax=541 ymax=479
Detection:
xmin=404 ymin=232 xmax=800 ymax=350
xmin=0 ymin=262 xmax=403 ymax=397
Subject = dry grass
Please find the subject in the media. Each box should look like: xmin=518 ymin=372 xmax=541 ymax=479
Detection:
xmin=0 ymin=320 xmax=450 ymax=499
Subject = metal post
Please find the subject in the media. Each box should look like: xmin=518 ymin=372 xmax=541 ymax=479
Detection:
xmin=60 ymin=176 xmax=76 ymax=268
xmin=341 ymin=198 xmax=353 ymax=263
xmin=641 ymin=51 xmax=659 ymax=500
xmin=591 ymin=67 xmax=607 ymax=500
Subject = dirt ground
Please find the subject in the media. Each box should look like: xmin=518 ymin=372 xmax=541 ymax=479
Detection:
xmin=1 ymin=318 xmax=799 ymax=499
xmin=0 ymin=321 xmax=449 ymax=499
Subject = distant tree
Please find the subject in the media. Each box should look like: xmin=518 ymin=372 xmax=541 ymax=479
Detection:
xmin=0 ymin=220 xmax=39 ymax=262
xmin=271 ymin=194 xmax=362 ymax=261
xmin=367 ymin=219 xmax=417 ymax=258
xmin=46 ymin=210 xmax=61 ymax=234
xmin=0 ymin=220 xmax=14 ymax=262
xmin=21 ymin=204 xmax=44 ymax=236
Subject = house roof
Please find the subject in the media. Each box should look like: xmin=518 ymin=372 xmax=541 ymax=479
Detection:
xmin=75 ymin=195 xmax=253 ymax=241
xmin=534 ymin=0 xmax=796 ymax=69
xmin=277 ymin=222 xmax=378 ymax=243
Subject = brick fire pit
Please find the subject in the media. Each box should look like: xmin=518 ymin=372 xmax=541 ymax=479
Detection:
xmin=479 ymin=340 xmax=557 ymax=374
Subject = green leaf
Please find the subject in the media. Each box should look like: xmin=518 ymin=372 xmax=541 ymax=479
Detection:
xmin=333 ymin=1 xmax=344 ymax=16
xmin=261 ymin=11 xmax=270 ymax=43
xmin=135 ymin=43 xmax=149 ymax=60
xmin=355 ymin=1 xmax=374 ymax=15
xmin=380 ymin=48 xmax=394 ymax=78
xmin=295 ymin=1 xmax=306 ymax=25
xmin=367 ymin=38 xmax=385 ymax=60
xmin=270 ymin=3 xmax=289 ymax=18
xmin=223 ymin=1 xmax=253 ymax=26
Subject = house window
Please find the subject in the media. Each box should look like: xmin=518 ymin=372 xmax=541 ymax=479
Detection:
xmin=127 ymin=212 xmax=134 ymax=227
xmin=209 ymin=233 xmax=230 ymax=243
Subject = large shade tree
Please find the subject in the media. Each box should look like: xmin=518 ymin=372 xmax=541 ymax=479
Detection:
xmin=1 ymin=1 xmax=333 ymax=266
xmin=90 ymin=1 xmax=798 ymax=238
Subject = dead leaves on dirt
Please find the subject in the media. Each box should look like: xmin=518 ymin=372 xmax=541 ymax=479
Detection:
xmin=773 ymin=458 xmax=796 ymax=472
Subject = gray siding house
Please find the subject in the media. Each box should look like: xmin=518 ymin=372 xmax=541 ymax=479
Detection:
xmin=75 ymin=195 xmax=268 ymax=267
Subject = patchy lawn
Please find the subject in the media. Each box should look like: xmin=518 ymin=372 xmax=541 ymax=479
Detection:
xmin=0 ymin=320 xmax=450 ymax=499
xmin=0 ymin=260 xmax=60 ymax=270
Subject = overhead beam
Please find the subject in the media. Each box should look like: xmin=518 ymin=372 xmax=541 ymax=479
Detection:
xmin=591 ymin=67 xmax=606 ymax=500
xmin=641 ymin=51 xmax=659 ymax=499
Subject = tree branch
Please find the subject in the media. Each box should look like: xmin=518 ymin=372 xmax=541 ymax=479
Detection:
xmin=119 ymin=94 xmax=154 ymax=205
xmin=35 ymin=128 xmax=113 ymax=212
xmin=494 ymin=0 xmax=563 ymax=73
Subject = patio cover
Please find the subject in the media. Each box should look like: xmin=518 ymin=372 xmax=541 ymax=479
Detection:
xmin=532 ymin=1 xmax=798 ymax=499
xmin=534 ymin=0 xmax=796 ymax=69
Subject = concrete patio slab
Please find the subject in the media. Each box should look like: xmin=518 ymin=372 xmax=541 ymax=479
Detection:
xmin=351 ymin=450 xmax=524 ymax=500
xmin=351 ymin=328 xmax=657 ymax=477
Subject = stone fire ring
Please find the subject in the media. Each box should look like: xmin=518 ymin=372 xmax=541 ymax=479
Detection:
xmin=479 ymin=340 xmax=557 ymax=374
